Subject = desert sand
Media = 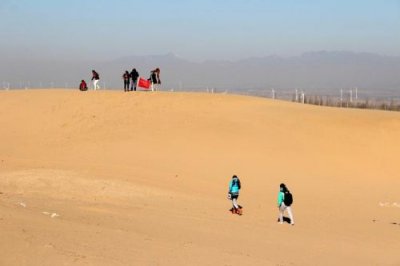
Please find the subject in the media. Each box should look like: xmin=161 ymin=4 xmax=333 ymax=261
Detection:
xmin=0 ymin=89 xmax=399 ymax=266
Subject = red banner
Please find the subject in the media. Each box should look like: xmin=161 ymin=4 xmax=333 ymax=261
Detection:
xmin=138 ymin=77 xmax=151 ymax=89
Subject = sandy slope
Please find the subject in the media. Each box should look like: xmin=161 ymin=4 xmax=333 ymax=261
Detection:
xmin=0 ymin=89 xmax=399 ymax=266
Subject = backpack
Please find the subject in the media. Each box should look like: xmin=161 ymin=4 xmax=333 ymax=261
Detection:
xmin=284 ymin=191 xmax=293 ymax=206
xmin=232 ymin=178 xmax=241 ymax=190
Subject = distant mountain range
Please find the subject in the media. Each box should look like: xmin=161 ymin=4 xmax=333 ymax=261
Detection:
xmin=1 ymin=51 xmax=400 ymax=93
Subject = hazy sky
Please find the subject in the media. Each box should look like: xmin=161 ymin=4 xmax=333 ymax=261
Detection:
xmin=0 ymin=0 xmax=399 ymax=61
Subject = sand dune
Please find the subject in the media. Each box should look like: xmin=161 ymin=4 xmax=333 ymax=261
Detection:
xmin=0 ymin=89 xmax=399 ymax=265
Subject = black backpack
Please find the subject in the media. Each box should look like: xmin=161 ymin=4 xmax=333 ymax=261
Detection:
xmin=284 ymin=191 xmax=293 ymax=206
xmin=233 ymin=178 xmax=241 ymax=190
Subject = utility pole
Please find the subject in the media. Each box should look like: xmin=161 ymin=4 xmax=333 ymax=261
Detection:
xmin=340 ymin=89 xmax=343 ymax=106
xmin=350 ymin=89 xmax=353 ymax=103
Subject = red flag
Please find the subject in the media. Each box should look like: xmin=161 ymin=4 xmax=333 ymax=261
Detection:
xmin=138 ymin=77 xmax=151 ymax=89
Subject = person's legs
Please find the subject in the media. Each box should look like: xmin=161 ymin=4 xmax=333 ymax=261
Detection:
xmin=286 ymin=206 xmax=294 ymax=225
xmin=94 ymin=80 xmax=99 ymax=90
xmin=124 ymin=81 xmax=129 ymax=91
xmin=278 ymin=204 xmax=285 ymax=223
xmin=232 ymin=198 xmax=239 ymax=210
xmin=133 ymin=79 xmax=137 ymax=91
xmin=232 ymin=195 xmax=242 ymax=215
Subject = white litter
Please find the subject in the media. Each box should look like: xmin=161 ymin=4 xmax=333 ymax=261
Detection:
xmin=19 ymin=202 xmax=26 ymax=208
xmin=42 ymin=212 xmax=60 ymax=218
xmin=379 ymin=202 xmax=400 ymax=208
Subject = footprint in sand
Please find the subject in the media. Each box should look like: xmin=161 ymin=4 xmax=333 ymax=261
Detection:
xmin=373 ymin=220 xmax=399 ymax=226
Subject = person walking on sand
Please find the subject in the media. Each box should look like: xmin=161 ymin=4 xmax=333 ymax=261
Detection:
xmin=228 ymin=175 xmax=242 ymax=215
xmin=122 ymin=70 xmax=130 ymax=92
xmin=130 ymin=68 xmax=139 ymax=91
xmin=277 ymin=183 xmax=294 ymax=225
xmin=91 ymin=70 xmax=100 ymax=90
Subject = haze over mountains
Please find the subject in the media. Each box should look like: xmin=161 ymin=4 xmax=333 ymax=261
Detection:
xmin=1 ymin=51 xmax=400 ymax=95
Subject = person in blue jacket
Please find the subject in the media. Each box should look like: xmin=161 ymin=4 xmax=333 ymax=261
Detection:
xmin=228 ymin=175 xmax=242 ymax=215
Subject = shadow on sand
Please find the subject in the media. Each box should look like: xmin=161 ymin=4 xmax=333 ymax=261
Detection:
xmin=277 ymin=216 xmax=292 ymax=224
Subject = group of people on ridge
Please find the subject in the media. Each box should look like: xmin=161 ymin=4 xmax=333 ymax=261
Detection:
xmin=122 ymin=68 xmax=139 ymax=92
xmin=79 ymin=68 xmax=161 ymax=92
xmin=79 ymin=70 xmax=100 ymax=91
xmin=228 ymin=175 xmax=294 ymax=225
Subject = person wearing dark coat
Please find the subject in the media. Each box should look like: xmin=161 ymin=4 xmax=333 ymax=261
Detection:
xmin=122 ymin=71 xmax=130 ymax=92
xmin=130 ymin=68 xmax=139 ymax=91
xmin=149 ymin=68 xmax=161 ymax=91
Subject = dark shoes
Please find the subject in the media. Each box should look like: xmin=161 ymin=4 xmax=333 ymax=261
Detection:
xmin=229 ymin=207 xmax=243 ymax=215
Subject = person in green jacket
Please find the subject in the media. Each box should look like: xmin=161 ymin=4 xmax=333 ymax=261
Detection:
xmin=278 ymin=183 xmax=294 ymax=225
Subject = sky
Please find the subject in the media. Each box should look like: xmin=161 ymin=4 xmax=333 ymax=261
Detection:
xmin=0 ymin=0 xmax=399 ymax=62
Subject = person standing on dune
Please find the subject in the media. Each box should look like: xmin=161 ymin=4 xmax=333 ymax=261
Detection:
xmin=91 ymin=70 xmax=100 ymax=90
xmin=228 ymin=175 xmax=242 ymax=215
xmin=277 ymin=183 xmax=294 ymax=225
xmin=130 ymin=68 xmax=139 ymax=91
xmin=149 ymin=68 xmax=161 ymax=91
xmin=122 ymin=70 xmax=130 ymax=92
